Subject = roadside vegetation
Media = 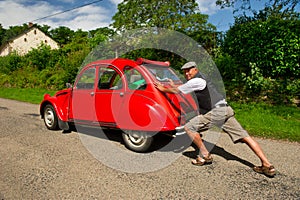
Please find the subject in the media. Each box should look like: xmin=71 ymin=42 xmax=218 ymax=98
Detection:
xmin=0 ymin=87 xmax=55 ymax=104
xmin=0 ymin=0 xmax=299 ymax=142
xmin=0 ymin=88 xmax=299 ymax=143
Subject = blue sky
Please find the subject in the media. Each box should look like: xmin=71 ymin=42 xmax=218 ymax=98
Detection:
xmin=0 ymin=0 xmax=289 ymax=32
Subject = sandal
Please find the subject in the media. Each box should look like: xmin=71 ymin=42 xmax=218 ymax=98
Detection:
xmin=253 ymin=165 xmax=276 ymax=177
xmin=191 ymin=154 xmax=213 ymax=166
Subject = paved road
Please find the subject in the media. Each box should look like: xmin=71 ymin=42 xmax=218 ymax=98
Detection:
xmin=0 ymin=98 xmax=299 ymax=199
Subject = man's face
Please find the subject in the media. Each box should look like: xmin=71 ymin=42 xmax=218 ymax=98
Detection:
xmin=183 ymin=67 xmax=198 ymax=80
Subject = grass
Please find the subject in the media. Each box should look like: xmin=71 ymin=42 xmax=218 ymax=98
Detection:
xmin=0 ymin=87 xmax=56 ymax=104
xmin=230 ymin=102 xmax=300 ymax=142
xmin=0 ymin=87 xmax=299 ymax=142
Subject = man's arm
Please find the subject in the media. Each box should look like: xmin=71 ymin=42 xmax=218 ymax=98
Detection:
xmin=154 ymin=81 xmax=180 ymax=94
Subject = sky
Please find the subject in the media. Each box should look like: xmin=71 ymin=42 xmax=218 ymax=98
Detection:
xmin=0 ymin=0 xmax=290 ymax=32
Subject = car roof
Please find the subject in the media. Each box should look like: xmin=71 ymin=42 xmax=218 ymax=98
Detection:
xmin=87 ymin=58 xmax=135 ymax=66
xmin=86 ymin=58 xmax=170 ymax=69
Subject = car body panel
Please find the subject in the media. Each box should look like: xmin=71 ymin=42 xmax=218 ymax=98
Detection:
xmin=40 ymin=58 xmax=198 ymax=134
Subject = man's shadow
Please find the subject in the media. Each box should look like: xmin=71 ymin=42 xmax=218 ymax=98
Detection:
xmin=182 ymin=140 xmax=254 ymax=168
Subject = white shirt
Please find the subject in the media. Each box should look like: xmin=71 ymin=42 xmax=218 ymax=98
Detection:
xmin=178 ymin=78 xmax=227 ymax=106
xmin=178 ymin=78 xmax=206 ymax=94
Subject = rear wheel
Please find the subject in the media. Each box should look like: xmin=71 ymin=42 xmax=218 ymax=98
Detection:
xmin=43 ymin=104 xmax=59 ymax=130
xmin=122 ymin=131 xmax=153 ymax=152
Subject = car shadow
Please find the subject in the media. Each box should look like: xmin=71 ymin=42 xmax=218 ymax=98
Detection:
xmin=72 ymin=125 xmax=124 ymax=144
xmin=69 ymin=125 xmax=189 ymax=153
xmin=65 ymin=126 xmax=254 ymax=167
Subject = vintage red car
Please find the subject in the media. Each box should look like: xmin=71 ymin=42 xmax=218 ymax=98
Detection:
xmin=40 ymin=58 xmax=198 ymax=152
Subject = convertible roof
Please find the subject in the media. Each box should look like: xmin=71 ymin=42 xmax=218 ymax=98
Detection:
xmin=135 ymin=58 xmax=170 ymax=67
xmin=87 ymin=58 xmax=170 ymax=67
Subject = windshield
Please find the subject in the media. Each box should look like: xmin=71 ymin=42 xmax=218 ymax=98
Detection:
xmin=143 ymin=64 xmax=181 ymax=82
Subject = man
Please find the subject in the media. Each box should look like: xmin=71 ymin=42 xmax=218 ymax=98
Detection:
xmin=154 ymin=61 xmax=276 ymax=177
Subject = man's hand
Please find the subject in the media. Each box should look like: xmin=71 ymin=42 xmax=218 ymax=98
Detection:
xmin=168 ymin=79 xmax=175 ymax=88
xmin=154 ymin=81 xmax=179 ymax=94
xmin=153 ymin=81 xmax=164 ymax=91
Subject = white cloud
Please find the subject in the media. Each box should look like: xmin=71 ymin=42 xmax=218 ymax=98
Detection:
xmin=62 ymin=5 xmax=112 ymax=30
xmin=0 ymin=1 xmax=57 ymax=27
xmin=0 ymin=0 xmax=114 ymax=31
xmin=196 ymin=0 xmax=223 ymax=15
xmin=0 ymin=0 xmax=239 ymax=32
xmin=109 ymin=0 xmax=123 ymax=6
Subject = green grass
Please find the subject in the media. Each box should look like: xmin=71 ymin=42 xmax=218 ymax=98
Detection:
xmin=0 ymin=87 xmax=299 ymax=142
xmin=230 ymin=102 xmax=300 ymax=142
xmin=0 ymin=87 xmax=56 ymax=104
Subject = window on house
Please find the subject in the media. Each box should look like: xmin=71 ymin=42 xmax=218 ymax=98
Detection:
xmin=34 ymin=30 xmax=37 ymax=34
xmin=24 ymin=38 xmax=27 ymax=42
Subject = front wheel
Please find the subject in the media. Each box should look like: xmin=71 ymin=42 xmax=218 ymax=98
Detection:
xmin=43 ymin=104 xmax=59 ymax=130
xmin=122 ymin=131 xmax=153 ymax=152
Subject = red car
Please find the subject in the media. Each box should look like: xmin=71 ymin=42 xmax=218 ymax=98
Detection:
xmin=40 ymin=58 xmax=198 ymax=152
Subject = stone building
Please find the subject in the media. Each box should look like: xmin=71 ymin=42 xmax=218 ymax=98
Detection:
xmin=0 ymin=24 xmax=59 ymax=56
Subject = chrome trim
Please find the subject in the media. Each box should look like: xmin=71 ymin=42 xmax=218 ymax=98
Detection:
xmin=175 ymin=126 xmax=186 ymax=136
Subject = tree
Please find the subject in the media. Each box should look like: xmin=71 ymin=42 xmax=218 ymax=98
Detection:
xmin=49 ymin=26 xmax=75 ymax=45
xmin=89 ymin=27 xmax=115 ymax=38
xmin=223 ymin=6 xmax=299 ymax=78
xmin=37 ymin=24 xmax=51 ymax=35
xmin=112 ymin=0 xmax=206 ymax=30
xmin=111 ymin=0 xmax=217 ymax=52
xmin=220 ymin=6 xmax=299 ymax=103
xmin=216 ymin=0 xmax=299 ymax=13
xmin=0 ymin=24 xmax=6 ymax=46
xmin=0 ymin=24 xmax=28 ymax=45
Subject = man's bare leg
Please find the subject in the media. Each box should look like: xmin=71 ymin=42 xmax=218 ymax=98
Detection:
xmin=241 ymin=136 xmax=272 ymax=166
xmin=185 ymin=127 xmax=210 ymax=157
xmin=241 ymin=136 xmax=276 ymax=176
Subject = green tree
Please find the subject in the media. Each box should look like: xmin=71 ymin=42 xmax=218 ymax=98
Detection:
xmin=88 ymin=27 xmax=115 ymax=48
xmin=0 ymin=24 xmax=28 ymax=45
xmin=49 ymin=26 xmax=75 ymax=45
xmin=89 ymin=27 xmax=115 ymax=37
xmin=216 ymin=0 xmax=299 ymax=13
xmin=37 ymin=24 xmax=51 ymax=35
xmin=0 ymin=24 xmax=6 ymax=46
xmin=111 ymin=0 xmax=216 ymax=52
xmin=223 ymin=7 xmax=299 ymax=78
xmin=220 ymin=6 xmax=299 ymax=103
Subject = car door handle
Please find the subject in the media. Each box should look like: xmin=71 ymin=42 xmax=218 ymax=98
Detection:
xmin=120 ymin=92 xmax=124 ymax=97
xmin=90 ymin=92 xmax=95 ymax=96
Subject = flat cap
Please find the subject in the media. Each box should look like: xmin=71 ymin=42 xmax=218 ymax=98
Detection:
xmin=181 ymin=61 xmax=196 ymax=70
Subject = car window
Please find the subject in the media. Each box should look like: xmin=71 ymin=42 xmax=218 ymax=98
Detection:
xmin=98 ymin=67 xmax=123 ymax=90
xmin=124 ymin=67 xmax=146 ymax=90
xmin=143 ymin=64 xmax=181 ymax=82
xmin=76 ymin=67 xmax=96 ymax=89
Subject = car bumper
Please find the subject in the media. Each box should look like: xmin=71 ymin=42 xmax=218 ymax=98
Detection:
xmin=175 ymin=126 xmax=186 ymax=136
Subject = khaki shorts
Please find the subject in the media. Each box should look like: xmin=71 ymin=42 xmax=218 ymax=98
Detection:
xmin=185 ymin=106 xmax=249 ymax=143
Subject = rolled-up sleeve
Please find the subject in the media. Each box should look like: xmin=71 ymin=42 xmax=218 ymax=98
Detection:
xmin=178 ymin=78 xmax=206 ymax=94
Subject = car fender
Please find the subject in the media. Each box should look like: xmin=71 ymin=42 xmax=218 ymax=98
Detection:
xmin=118 ymin=92 xmax=178 ymax=132
xmin=40 ymin=89 xmax=71 ymax=122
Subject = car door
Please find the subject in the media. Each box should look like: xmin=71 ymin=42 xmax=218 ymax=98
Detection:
xmin=94 ymin=65 xmax=125 ymax=127
xmin=71 ymin=66 xmax=97 ymax=123
xmin=116 ymin=66 xmax=159 ymax=130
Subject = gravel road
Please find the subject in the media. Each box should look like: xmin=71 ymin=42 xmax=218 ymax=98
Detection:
xmin=0 ymin=98 xmax=299 ymax=199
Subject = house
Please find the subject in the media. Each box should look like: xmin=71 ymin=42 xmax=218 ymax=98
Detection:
xmin=0 ymin=24 xmax=59 ymax=56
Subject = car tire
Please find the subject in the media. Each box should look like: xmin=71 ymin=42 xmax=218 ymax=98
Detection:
xmin=43 ymin=104 xmax=60 ymax=130
xmin=122 ymin=131 xmax=153 ymax=152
